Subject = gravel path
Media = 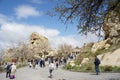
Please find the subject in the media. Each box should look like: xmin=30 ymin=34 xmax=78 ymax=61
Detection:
xmin=0 ymin=65 xmax=120 ymax=80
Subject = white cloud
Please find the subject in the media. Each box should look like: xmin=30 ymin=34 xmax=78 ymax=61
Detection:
xmin=0 ymin=14 xmax=60 ymax=48
xmin=0 ymin=14 xmax=99 ymax=49
xmin=15 ymin=5 xmax=41 ymax=19
xmin=49 ymin=34 xmax=99 ymax=49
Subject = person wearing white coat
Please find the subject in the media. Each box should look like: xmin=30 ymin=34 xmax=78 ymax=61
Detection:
xmin=49 ymin=61 xmax=55 ymax=78
xmin=10 ymin=62 xmax=16 ymax=79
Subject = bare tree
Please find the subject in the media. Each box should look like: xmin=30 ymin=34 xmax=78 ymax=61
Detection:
xmin=58 ymin=43 xmax=73 ymax=57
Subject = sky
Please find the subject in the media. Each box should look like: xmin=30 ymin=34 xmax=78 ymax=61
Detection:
xmin=0 ymin=0 xmax=100 ymax=49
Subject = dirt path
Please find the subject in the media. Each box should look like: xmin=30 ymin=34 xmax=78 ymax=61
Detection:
xmin=0 ymin=66 xmax=120 ymax=80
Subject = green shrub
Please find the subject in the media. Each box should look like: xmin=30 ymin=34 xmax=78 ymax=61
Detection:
xmin=0 ymin=66 xmax=5 ymax=72
xmin=72 ymin=65 xmax=80 ymax=71
xmin=85 ymin=66 xmax=93 ymax=71
xmin=17 ymin=63 xmax=27 ymax=68
xmin=104 ymin=66 xmax=113 ymax=71
xmin=101 ymin=66 xmax=113 ymax=72
xmin=112 ymin=66 xmax=120 ymax=72
xmin=100 ymin=66 xmax=120 ymax=72
xmin=63 ymin=63 xmax=94 ymax=72
xmin=63 ymin=64 xmax=72 ymax=70
xmin=74 ymin=60 xmax=80 ymax=65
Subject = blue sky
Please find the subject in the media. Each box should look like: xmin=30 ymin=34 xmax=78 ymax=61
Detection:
xmin=0 ymin=0 xmax=99 ymax=49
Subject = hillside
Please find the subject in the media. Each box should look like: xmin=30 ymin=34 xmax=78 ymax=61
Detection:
xmin=64 ymin=41 xmax=120 ymax=72
xmin=98 ymin=48 xmax=120 ymax=67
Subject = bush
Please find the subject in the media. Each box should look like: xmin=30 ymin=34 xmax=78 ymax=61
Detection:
xmin=63 ymin=64 xmax=72 ymax=70
xmin=112 ymin=66 xmax=120 ymax=72
xmin=85 ymin=66 xmax=93 ymax=71
xmin=74 ymin=60 xmax=80 ymax=65
xmin=0 ymin=66 xmax=5 ymax=72
xmin=63 ymin=63 xmax=94 ymax=72
xmin=101 ymin=66 xmax=113 ymax=72
xmin=104 ymin=66 xmax=113 ymax=71
xmin=17 ymin=63 xmax=27 ymax=68
xmin=100 ymin=66 xmax=120 ymax=72
xmin=63 ymin=64 xmax=81 ymax=71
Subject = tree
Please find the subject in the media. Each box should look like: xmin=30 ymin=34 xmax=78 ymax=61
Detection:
xmin=49 ymin=0 xmax=120 ymax=36
xmin=2 ymin=41 xmax=31 ymax=62
xmin=58 ymin=43 xmax=73 ymax=57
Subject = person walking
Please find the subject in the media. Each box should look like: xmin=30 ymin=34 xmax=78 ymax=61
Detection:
xmin=48 ymin=61 xmax=55 ymax=78
xmin=5 ymin=62 xmax=12 ymax=78
xmin=94 ymin=55 xmax=101 ymax=75
xmin=9 ymin=62 xmax=17 ymax=79
xmin=55 ymin=60 xmax=59 ymax=69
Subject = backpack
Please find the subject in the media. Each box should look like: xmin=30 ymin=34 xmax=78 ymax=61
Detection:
xmin=6 ymin=65 xmax=11 ymax=72
xmin=95 ymin=58 xmax=100 ymax=65
xmin=97 ymin=59 xmax=100 ymax=65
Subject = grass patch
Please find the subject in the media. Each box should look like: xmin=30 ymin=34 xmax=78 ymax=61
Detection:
xmin=112 ymin=66 xmax=120 ymax=72
xmin=100 ymin=66 xmax=120 ymax=72
xmin=64 ymin=64 xmax=120 ymax=73
xmin=63 ymin=63 xmax=94 ymax=72
xmin=17 ymin=63 xmax=27 ymax=68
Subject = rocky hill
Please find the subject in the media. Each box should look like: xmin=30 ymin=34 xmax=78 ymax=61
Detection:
xmin=29 ymin=32 xmax=51 ymax=55
xmin=98 ymin=48 xmax=120 ymax=66
xmin=2 ymin=32 xmax=51 ymax=61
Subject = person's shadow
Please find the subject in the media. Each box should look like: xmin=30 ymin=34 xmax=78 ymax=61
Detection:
xmin=90 ymin=73 xmax=100 ymax=75
xmin=90 ymin=73 xmax=97 ymax=75
xmin=48 ymin=75 xmax=53 ymax=78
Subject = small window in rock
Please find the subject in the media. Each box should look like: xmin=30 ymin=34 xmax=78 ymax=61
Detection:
xmin=31 ymin=42 xmax=34 ymax=44
xmin=33 ymin=38 xmax=37 ymax=40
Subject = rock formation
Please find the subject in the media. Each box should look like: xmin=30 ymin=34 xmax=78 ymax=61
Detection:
xmin=91 ymin=38 xmax=111 ymax=53
xmin=29 ymin=32 xmax=51 ymax=56
xmin=103 ymin=3 xmax=120 ymax=44
xmin=98 ymin=48 xmax=120 ymax=66
xmin=81 ymin=58 xmax=89 ymax=65
xmin=2 ymin=32 xmax=51 ymax=61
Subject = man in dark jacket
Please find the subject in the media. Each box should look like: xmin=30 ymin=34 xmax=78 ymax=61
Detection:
xmin=5 ymin=63 xmax=12 ymax=78
xmin=94 ymin=56 xmax=100 ymax=75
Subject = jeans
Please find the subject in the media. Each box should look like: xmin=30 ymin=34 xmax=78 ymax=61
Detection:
xmin=49 ymin=69 xmax=53 ymax=77
xmin=6 ymin=71 xmax=10 ymax=78
xmin=95 ymin=65 xmax=100 ymax=75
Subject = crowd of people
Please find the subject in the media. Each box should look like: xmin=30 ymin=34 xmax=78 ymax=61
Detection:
xmin=3 ymin=54 xmax=101 ymax=79
xmin=25 ymin=53 xmax=80 ymax=78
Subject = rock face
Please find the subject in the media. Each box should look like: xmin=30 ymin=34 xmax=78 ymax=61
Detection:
xmin=91 ymin=39 xmax=111 ymax=53
xmin=103 ymin=3 xmax=120 ymax=44
xmin=2 ymin=32 xmax=51 ymax=61
xmin=98 ymin=48 xmax=120 ymax=66
xmin=30 ymin=32 xmax=48 ymax=45
xmin=81 ymin=58 xmax=89 ymax=65
xmin=29 ymin=32 xmax=51 ymax=55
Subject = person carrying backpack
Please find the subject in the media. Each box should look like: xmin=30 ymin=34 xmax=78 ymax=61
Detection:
xmin=5 ymin=62 xmax=12 ymax=78
xmin=94 ymin=55 xmax=101 ymax=75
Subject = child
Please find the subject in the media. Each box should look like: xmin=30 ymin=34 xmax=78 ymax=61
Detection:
xmin=48 ymin=61 xmax=55 ymax=78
